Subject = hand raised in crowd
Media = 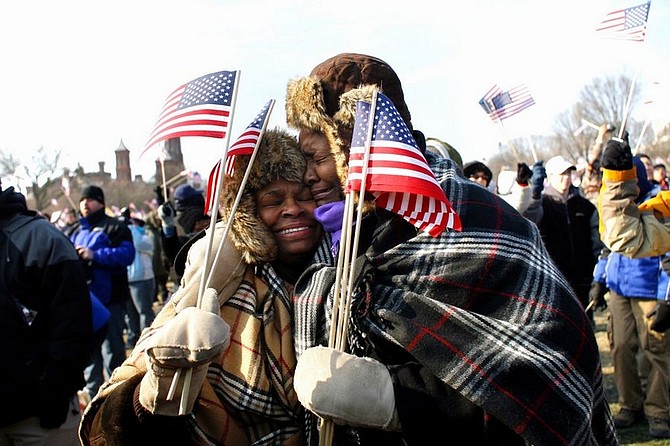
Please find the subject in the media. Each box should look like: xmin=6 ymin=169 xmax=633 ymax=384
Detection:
xmin=158 ymin=201 xmax=176 ymax=227
xmin=516 ymin=162 xmax=533 ymax=186
xmin=601 ymin=137 xmax=633 ymax=171
xmin=530 ymin=161 xmax=546 ymax=199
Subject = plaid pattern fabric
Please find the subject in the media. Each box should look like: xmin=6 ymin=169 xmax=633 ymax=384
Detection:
xmin=83 ymin=263 xmax=306 ymax=446
xmin=293 ymin=152 xmax=617 ymax=445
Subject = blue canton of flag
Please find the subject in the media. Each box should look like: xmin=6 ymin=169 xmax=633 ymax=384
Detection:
xmin=479 ymin=84 xmax=534 ymax=122
xmin=204 ymin=99 xmax=275 ymax=215
xmin=596 ymin=2 xmax=651 ymax=42
xmin=347 ymin=92 xmax=461 ymax=236
xmin=142 ymin=70 xmax=237 ymax=158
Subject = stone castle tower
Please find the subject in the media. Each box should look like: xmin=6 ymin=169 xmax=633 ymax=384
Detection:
xmin=115 ymin=139 xmax=131 ymax=182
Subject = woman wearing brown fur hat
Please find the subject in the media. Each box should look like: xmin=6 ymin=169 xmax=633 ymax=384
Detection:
xmin=79 ymin=128 xmax=324 ymax=445
xmin=285 ymin=53 xmax=617 ymax=445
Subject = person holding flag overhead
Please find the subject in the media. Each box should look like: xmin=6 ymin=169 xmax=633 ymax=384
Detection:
xmin=285 ymin=52 xmax=617 ymax=445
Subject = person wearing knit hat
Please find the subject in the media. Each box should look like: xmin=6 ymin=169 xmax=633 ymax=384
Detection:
xmin=80 ymin=185 xmax=105 ymax=205
xmin=463 ymin=160 xmax=493 ymax=188
xmin=285 ymin=53 xmax=616 ymax=445
xmin=80 ymin=128 xmax=324 ymax=445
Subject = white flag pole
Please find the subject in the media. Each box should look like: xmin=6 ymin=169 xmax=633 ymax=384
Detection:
xmin=169 ymin=70 xmax=242 ymax=416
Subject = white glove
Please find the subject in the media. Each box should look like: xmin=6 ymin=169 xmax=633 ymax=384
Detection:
xmin=139 ymin=288 xmax=230 ymax=415
xmin=294 ymin=346 xmax=400 ymax=430
xmin=158 ymin=202 xmax=176 ymax=237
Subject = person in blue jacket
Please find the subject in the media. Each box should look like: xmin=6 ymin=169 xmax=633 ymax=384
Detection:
xmin=69 ymin=185 xmax=135 ymax=402
xmin=591 ymin=155 xmax=670 ymax=438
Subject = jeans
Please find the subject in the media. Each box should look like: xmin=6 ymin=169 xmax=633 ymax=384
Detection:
xmin=83 ymin=301 xmax=127 ymax=399
xmin=126 ymin=278 xmax=156 ymax=348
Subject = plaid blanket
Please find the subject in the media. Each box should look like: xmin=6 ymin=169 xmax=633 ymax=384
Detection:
xmin=293 ymin=153 xmax=617 ymax=446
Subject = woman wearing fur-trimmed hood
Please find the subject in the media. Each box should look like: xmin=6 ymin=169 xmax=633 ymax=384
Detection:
xmin=285 ymin=53 xmax=617 ymax=445
xmin=79 ymin=128 xmax=325 ymax=446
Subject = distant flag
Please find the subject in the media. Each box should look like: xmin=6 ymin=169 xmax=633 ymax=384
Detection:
xmin=479 ymin=84 xmax=535 ymax=122
xmin=140 ymin=70 xmax=238 ymax=159
xmin=347 ymin=93 xmax=461 ymax=236
xmin=643 ymin=80 xmax=661 ymax=106
xmin=158 ymin=142 xmax=172 ymax=162
xmin=61 ymin=176 xmax=70 ymax=197
xmin=595 ymin=2 xmax=651 ymax=42
xmin=203 ymin=99 xmax=274 ymax=215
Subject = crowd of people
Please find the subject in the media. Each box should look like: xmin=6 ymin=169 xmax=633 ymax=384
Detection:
xmin=2 ymin=52 xmax=670 ymax=445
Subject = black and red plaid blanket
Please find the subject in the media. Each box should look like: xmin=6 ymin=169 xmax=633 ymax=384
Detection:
xmin=293 ymin=153 xmax=617 ymax=446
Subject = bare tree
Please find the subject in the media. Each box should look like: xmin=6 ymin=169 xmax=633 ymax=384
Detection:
xmin=2 ymin=146 xmax=63 ymax=211
xmin=0 ymin=148 xmax=21 ymax=181
xmin=551 ymin=74 xmax=645 ymax=164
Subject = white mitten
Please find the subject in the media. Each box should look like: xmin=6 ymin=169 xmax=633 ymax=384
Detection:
xmin=294 ymin=346 xmax=400 ymax=431
xmin=139 ymin=288 xmax=230 ymax=415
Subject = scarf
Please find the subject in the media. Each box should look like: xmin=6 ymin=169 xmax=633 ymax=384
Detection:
xmin=314 ymin=200 xmax=346 ymax=258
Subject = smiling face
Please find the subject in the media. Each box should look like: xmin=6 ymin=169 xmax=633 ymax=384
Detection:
xmin=255 ymin=179 xmax=323 ymax=263
xmin=299 ymin=129 xmax=344 ymax=206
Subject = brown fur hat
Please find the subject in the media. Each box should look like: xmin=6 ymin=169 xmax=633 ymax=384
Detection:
xmin=285 ymin=53 xmax=411 ymax=192
xmin=219 ymin=128 xmax=306 ymax=264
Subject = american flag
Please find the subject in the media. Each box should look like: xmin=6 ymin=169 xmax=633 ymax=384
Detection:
xmin=141 ymin=70 xmax=237 ymax=158
xmin=479 ymin=84 xmax=535 ymax=121
xmin=204 ymin=100 xmax=274 ymax=215
xmin=595 ymin=2 xmax=651 ymax=42
xmin=347 ymin=93 xmax=461 ymax=236
xmin=61 ymin=176 xmax=70 ymax=197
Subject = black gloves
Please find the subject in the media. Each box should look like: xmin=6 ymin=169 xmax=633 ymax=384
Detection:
xmin=530 ymin=161 xmax=546 ymax=199
xmin=154 ymin=186 xmax=169 ymax=206
xmin=39 ymin=395 xmax=70 ymax=429
xmin=516 ymin=163 xmax=533 ymax=186
xmin=588 ymin=282 xmax=608 ymax=312
xmin=647 ymin=301 xmax=670 ymax=333
xmin=601 ymin=137 xmax=633 ymax=171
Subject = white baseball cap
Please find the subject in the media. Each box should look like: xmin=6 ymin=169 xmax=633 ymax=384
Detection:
xmin=545 ymin=156 xmax=576 ymax=175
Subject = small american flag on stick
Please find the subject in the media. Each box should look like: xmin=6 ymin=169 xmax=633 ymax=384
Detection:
xmin=347 ymin=93 xmax=461 ymax=236
xmin=204 ymin=99 xmax=274 ymax=215
xmin=479 ymin=84 xmax=535 ymax=122
xmin=140 ymin=70 xmax=238 ymax=158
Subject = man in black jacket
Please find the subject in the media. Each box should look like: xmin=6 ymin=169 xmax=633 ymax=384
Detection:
xmin=0 ymin=181 xmax=92 ymax=445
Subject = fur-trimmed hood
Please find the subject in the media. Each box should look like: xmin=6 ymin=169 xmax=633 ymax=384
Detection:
xmin=219 ymin=128 xmax=306 ymax=264
xmin=285 ymin=53 xmax=411 ymax=195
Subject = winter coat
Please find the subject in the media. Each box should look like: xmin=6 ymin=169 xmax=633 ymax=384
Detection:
xmin=594 ymin=248 xmax=670 ymax=301
xmin=69 ymin=208 xmax=135 ymax=305
xmin=127 ymin=224 xmax=155 ymax=283
xmin=293 ymin=152 xmax=617 ymax=446
xmin=599 ymin=165 xmax=670 ymax=258
xmin=70 ymin=217 xmax=113 ymax=305
xmin=79 ymin=129 xmax=311 ymax=446
xmin=0 ymin=195 xmax=93 ymax=428
xmin=523 ymin=184 xmax=602 ymax=302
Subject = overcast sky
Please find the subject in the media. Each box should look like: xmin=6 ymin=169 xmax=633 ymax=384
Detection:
xmin=1 ymin=0 xmax=669 ymax=188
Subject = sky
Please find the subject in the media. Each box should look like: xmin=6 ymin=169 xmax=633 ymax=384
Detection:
xmin=1 ymin=0 xmax=669 ymax=190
